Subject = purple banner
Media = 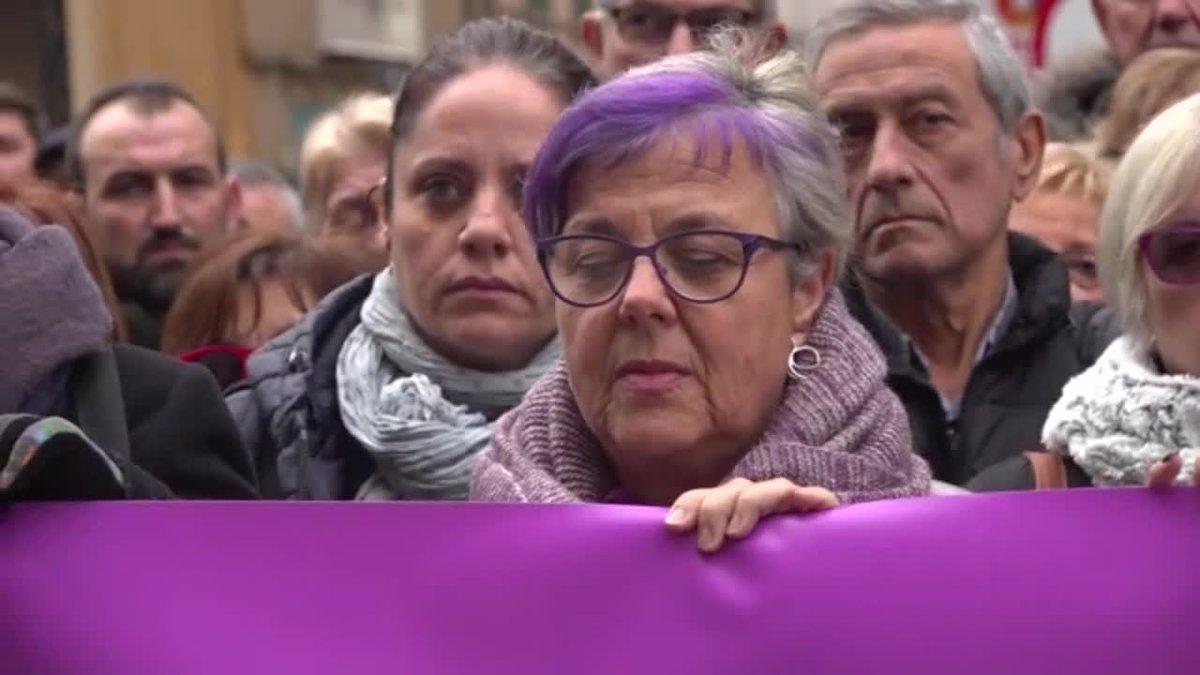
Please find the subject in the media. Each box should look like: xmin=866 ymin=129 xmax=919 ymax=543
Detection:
xmin=4 ymin=490 xmax=1199 ymax=674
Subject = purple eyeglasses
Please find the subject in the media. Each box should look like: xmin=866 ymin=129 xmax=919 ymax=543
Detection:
xmin=536 ymin=229 xmax=805 ymax=308
xmin=1138 ymin=221 xmax=1200 ymax=285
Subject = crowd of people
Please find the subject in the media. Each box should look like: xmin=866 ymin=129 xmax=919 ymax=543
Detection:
xmin=2 ymin=0 xmax=1198 ymax=551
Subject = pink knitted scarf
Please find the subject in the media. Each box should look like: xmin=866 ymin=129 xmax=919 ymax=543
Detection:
xmin=470 ymin=290 xmax=931 ymax=505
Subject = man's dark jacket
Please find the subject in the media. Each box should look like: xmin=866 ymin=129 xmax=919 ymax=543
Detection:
xmin=843 ymin=234 xmax=1120 ymax=488
xmin=65 ymin=343 xmax=258 ymax=498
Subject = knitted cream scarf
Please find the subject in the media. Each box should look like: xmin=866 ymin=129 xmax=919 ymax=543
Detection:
xmin=1042 ymin=336 xmax=1200 ymax=486
xmin=336 ymin=268 xmax=560 ymax=500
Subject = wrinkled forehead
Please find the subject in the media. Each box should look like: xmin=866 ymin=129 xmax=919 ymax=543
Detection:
xmin=80 ymin=100 xmax=221 ymax=173
xmin=814 ymin=22 xmax=983 ymax=109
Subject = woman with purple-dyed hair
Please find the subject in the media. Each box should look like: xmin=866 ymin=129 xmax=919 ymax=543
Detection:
xmin=470 ymin=35 xmax=932 ymax=551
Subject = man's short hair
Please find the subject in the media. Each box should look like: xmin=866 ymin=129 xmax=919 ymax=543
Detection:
xmin=0 ymin=81 xmax=43 ymax=142
xmin=231 ymin=158 xmax=292 ymax=188
xmin=807 ymin=0 xmax=1031 ymax=132
xmin=66 ymin=78 xmax=227 ymax=191
xmin=231 ymin=158 xmax=304 ymax=233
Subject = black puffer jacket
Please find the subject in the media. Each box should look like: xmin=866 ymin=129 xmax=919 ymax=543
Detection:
xmin=225 ymin=275 xmax=377 ymax=499
xmin=843 ymin=234 xmax=1120 ymax=488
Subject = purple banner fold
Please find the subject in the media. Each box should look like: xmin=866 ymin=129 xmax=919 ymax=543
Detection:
xmin=3 ymin=489 xmax=1199 ymax=674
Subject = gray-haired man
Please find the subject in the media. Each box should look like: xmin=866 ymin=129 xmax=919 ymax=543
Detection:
xmin=810 ymin=0 xmax=1117 ymax=489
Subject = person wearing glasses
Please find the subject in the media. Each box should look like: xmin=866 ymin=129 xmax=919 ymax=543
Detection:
xmin=298 ymin=92 xmax=393 ymax=269
xmin=1041 ymin=93 xmax=1200 ymax=488
xmin=1009 ymin=143 xmax=1113 ymax=306
xmin=579 ymin=0 xmax=786 ymax=80
xmin=225 ymin=19 xmax=596 ymax=499
xmin=470 ymin=36 xmax=931 ymax=553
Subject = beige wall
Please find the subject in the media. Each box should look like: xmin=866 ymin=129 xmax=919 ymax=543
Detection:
xmin=65 ymin=0 xmax=255 ymax=157
xmin=62 ymin=0 xmax=588 ymax=173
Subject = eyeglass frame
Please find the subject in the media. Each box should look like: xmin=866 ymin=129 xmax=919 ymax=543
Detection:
xmin=601 ymin=1 xmax=760 ymax=46
xmin=535 ymin=229 xmax=807 ymax=308
xmin=326 ymin=179 xmax=388 ymax=236
xmin=1137 ymin=220 xmax=1200 ymax=285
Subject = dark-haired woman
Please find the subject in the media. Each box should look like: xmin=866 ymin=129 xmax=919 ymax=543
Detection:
xmin=226 ymin=18 xmax=597 ymax=500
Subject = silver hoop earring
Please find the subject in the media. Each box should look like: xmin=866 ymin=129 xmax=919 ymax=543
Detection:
xmin=787 ymin=344 xmax=821 ymax=380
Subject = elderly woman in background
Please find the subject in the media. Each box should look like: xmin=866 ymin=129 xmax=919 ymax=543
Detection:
xmin=298 ymin=92 xmax=393 ymax=266
xmin=1009 ymin=143 xmax=1113 ymax=305
xmin=1042 ymin=93 xmax=1200 ymax=488
xmin=227 ymin=18 xmax=596 ymax=499
xmin=471 ymin=39 xmax=931 ymax=552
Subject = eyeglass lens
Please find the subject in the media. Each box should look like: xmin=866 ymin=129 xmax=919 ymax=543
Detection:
xmin=1144 ymin=227 xmax=1200 ymax=284
xmin=544 ymin=232 xmax=752 ymax=305
xmin=613 ymin=3 xmax=752 ymax=44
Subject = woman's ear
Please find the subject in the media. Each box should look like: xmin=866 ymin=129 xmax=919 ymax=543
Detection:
xmin=791 ymin=247 xmax=837 ymax=337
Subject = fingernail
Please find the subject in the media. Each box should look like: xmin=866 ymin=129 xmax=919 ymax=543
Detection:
xmin=665 ymin=507 xmax=688 ymax=526
xmin=1163 ymin=452 xmax=1180 ymax=463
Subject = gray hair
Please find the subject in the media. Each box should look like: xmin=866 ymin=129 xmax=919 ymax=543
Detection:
xmin=806 ymin=0 xmax=1031 ymax=131
xmin=231 ymin=159 xmax=305 ymax=234
xmin=523 ymin=29 xmax=848 ymax=281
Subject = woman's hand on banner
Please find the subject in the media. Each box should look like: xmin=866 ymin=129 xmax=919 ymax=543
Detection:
xmin=664 ymin=478 xmax=839 ymax=553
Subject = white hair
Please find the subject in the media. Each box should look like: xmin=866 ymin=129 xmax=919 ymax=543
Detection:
xmin=1099 ymin=92 xmax=1200 ymax=346
xmin=805 ymin=0 xmax=1030 ymax=131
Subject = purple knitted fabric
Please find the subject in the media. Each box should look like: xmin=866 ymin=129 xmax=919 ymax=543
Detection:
xmin=0 ymin=207 xmax=111 ymax=413
xmin=470 ymin=290 xmax=931 ymax=505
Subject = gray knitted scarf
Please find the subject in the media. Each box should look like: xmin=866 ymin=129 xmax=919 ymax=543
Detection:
xmin=1043 ymin=336 xmax=1200 ymax=485
xmin=0 ymin=207 xmax=111 ymax=414
xmin=336 ymin=268 xmax=560 ymax=500
xmin=471 ymin=290 xmax=932 ymax=505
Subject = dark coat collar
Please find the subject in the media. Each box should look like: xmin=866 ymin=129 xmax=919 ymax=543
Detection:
xmin=842 ymin=233 xmax=1072 ymax=380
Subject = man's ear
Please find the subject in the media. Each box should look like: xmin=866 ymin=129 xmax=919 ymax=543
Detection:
xmin=791 ymin=247 xmax=838 ymax=338
xmin=224 ymin=175 xmax=244 ymax=232
xmin=580 ymin=10 xmax=606 ymax=65
xmin=1009 ymin=111 xmax=1046 ymax=203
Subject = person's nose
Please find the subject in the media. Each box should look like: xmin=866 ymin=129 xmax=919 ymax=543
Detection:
xmin=617 ymin=257 xmax=677 ymax=327
xmin=665 ymin=19 xmax=696 ymax=55
xmin=1156 ymin=0 xmax=1194 ymax=34
xmin=864 ymin=120 xmax=918 ymax=196
xmin=149 ymin=177 xmax=182 ymax=231
xmin=458 ymin=183 xmax=515 ymax=259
